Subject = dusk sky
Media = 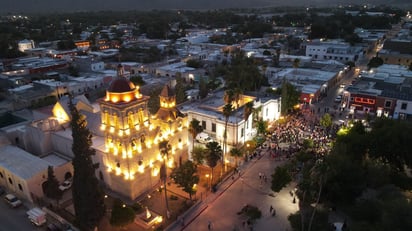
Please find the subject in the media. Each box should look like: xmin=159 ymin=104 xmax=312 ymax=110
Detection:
xmin=1 ymin=0 xmax=411 ymax=14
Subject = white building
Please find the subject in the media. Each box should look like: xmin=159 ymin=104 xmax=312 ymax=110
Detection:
xmin=305 ymin=40 xmax=364 ymax=63
xmin=18 ymin=39 xmax=35 ymax=52
xmin=179 ymin=90 xmax=281 ymax=162
xmin=393 ymin=99 xmax=412 ymax=120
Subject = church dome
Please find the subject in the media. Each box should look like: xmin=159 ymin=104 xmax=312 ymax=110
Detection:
xmin=108 ymin=78 xmax=136 ymax=93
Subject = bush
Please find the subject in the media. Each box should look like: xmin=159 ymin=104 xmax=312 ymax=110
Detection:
xmin=131 ymin=202 xmax=143 ymax=213
xmin=238 ymin=204 xmax=262 ymax=222
xmin=110 ymin=199 xmax=136 ymax=227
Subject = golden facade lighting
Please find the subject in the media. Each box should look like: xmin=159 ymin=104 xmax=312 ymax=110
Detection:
xmin=115 ymin=167 xmax=121 ymax=175
xmin=138 ymin=165 xmax=144 ymax=173
xmin=152 ymin=167 xmax=159 ymax=176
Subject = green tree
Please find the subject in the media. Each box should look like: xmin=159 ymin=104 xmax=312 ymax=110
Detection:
xmin=186 ymin=59 xmax=202 ymax=68
xmin=175 ymin=77 xmax=187 ymax=104
xmin=346 ymin=61 xmax=356 ymax=69
xmin=188 ymin=118 xmax=203 ymax=153
xmin=69 ymin=98 xmax=105 ymax=230
xmin=271 ymin=166 xmax=292 ymax=193
xmin=367 ymin=56 xmax=384 ymax=69
xmin=170 ymin=160 xmax=199 ymax=200
xmin=159 ymin=140 xmax=171 ymax=218
xmin=368 ymin=119 xmax=412 ymax=171
xmin=224 ymin=51 xmax=266 ymax=91
xmin=280 ymin=80 xmax=300 ymax=115
xmin=192 ymin=145 xmax=207 ymax=165
xmin=147 ymin=87 xmax=162 ymax=115
xmin=68 ymin=65 xmax=80 ymax=77
xmin=222 ymin=103 xmax=233 ymax=169
xmin=110 ymin=199 xmax=135 ymax=227
xmin=307 ymin=160 xmax=329 ymax=231
xmin=232 ymin=88 xmax=243 ymax=109
xmin=57 ymin=39 xmax=76 ymax=50
xmin=43 ymin=166 xmax=63 ymax=205
xmin=256 ymin=119 xmax=268 ymax=136
xmin=129 ymin=75 xmax=146 ymax=86
xmin=229 ymin=147 xmax=243 ymax=167
xmin=198 ymin=77 xmax=209 ymax=99
xmin=205 ymin=141 xmax=222 ymax=190
xmin=319 ymin=113 xmax=332 ymax=135
xmin=224 ymin=89 xmax=234 ymax=104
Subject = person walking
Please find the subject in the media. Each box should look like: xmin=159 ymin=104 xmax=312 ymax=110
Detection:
xmin=270 ymin=205 xmax=273 ymax=213
xmin=208 ymin=220 xmax=212 ymax=230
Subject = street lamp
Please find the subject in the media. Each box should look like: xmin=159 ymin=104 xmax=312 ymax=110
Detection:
xmin=205 ymin=174 xmax=210 ymax=190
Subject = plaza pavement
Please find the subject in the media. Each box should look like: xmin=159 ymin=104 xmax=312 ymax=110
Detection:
xmin=166 ymin=148 xmax=299 ymax=231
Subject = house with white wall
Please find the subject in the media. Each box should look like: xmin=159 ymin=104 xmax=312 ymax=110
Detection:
xmin=305 ymin=40 xmax=364 ymax=63
xmin=179 ymin=90 xmax=281 ymax=163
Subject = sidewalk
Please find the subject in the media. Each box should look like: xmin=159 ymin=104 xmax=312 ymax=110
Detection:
xmin=165 ymin=156 xmax=261 ymax=231
xmin=166 ymin=149 xmax=299 ymax=231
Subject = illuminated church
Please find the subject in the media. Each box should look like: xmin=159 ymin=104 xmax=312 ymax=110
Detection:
xmin=98 ymin=64 xmax=188 ymax=199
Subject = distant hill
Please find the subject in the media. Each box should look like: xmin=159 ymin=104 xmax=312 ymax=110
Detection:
xmin=1 ymin=0 xmax=411 ymax=14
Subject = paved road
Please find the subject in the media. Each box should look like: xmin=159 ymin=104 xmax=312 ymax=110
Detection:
xmin=0 ymin=196 xmax=43 ymax=231
xmin=180 ymin=151 xmax=299 ymax=231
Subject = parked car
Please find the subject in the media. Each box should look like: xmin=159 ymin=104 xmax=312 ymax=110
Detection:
xmin=195 ymin=132 xmax=213 ymax=144
xmin=26 ymin=207 xmax=47 ymax=226
xmin=334 ymin=95 xmax=342 ymax=103
xmin=58 ymin=180 xmax=72 ymax=191
xmin=4 ymin=193 xmax=22 ymax=208
xmin=46 ymin=223 xmax=62 ymax=231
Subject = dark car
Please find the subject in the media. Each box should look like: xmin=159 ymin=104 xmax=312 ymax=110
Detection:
xmin=46 ymin=223 xmax=62 ymax=231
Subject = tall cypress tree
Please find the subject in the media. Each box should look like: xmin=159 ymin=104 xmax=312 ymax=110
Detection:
xmin=69 ymin=98 xmax=105 ymax=230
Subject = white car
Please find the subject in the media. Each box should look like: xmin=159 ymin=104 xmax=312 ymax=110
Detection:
xmin=4 ymin=194 xmax=22 ymax=208
xmin=196 ymin=132 xmax=213 ymax=144
xmin=59 ymin=180 xmax=72 ymax=191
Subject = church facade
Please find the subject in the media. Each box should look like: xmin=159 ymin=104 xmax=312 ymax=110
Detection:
xmin=98 ymin=64 xmax=188 ymax=199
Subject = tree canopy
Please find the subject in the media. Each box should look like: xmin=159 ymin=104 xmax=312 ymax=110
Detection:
xmin=43 ymin=166 xmax=63 ymax=203
xmin=224 ymin=51 xmax=267 ymax=91
xmin=170 ymin=160 xmax=199 ymax=200
xmin=69 ymin=98 xmax=105 ymax=230
xmin=110 ymin=199 xmax=135 ymax=227
xmin=276 ymin=81 xmax=300 ymax=115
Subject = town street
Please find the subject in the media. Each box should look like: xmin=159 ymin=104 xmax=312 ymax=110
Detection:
xmin=182 ymin=150 xmax=299 ymax=231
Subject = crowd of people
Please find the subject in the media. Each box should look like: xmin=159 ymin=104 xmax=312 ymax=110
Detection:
xmin=260 ymin=111 xmax=343 ymax=162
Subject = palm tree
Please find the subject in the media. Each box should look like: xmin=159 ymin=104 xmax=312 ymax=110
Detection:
xmin=229 ymin=147 xmax=242 ymax=167
xmin=222 ymin=103 xmax=233 ymax=170
xmin=159 ymin=140 xmax=171 ymax=219
xmin=205 ymin=141 xmax=222 ymax=191
xmin=233 ymin=88 xmax=243 ymax=109
xmin=224 ymin=89 xmax=234 ymax=105
xmin=243 ymin=101 xmax=254 ymax=144
xmin=252 ymin=105 xmax=262 ymax=127
xmin=188 ymin=118 xmax=203 ymax=154
xmin=307 ymin=160 xmax=328 ymax=231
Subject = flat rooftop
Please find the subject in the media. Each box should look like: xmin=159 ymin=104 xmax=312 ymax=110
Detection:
xmin=0 ymin=145 xmax=49 ymax=180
